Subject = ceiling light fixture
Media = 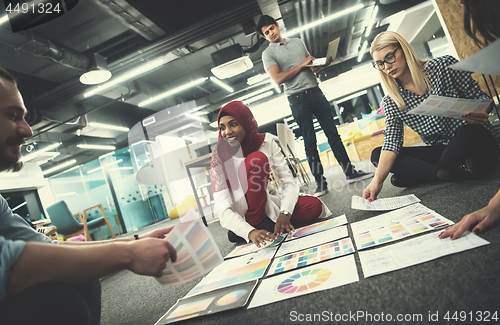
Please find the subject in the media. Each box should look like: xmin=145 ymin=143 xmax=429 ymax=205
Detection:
xmin=80 ymin=53 xmax=112 ymax=85
xmin=364 ymin=6 xmax=379 ymax=37
xmin=87 ymin=159 xmax=123 ymax=174
xmin=357 ymin=41 xmax=368 ymax=62
xmin=228 ymin=85 xmax=275 ymax=105
xmin=42 ymin=159 xmax=77 ymax=176
xmin=283 ymin=4 xmax=364 ymax=37
xmin=80 ymin=70 xmax=112 ymax=85
xmin=98 ymin=151 xmax=116 ymax=159
xmin=138 ymin=77 xmax=208 ymax=107
xmin=247 ymin=74 xmax=269 ymax=85
xmin=243 ymin=90 xmax=275 ymax=105
xmin=21 ymin=142 xmax=62 ymax=162
xmin=88 ymin=122 xmax=129 ymax=132
xmin=84 ymin=55 xmax=170 ymax=98
xmin=210 ymin=77 xmax=234 ymax=92
xmin=77 ymin=144 xmax=116 ymax=150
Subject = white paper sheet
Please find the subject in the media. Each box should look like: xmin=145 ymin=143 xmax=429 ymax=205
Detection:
xmin=359 ymin=231 xmax=490 ymax=278
xmin=268 ymin=237 xmax=355 ymax=276
xmin=351 ymin=194 xmax=420 ymax=211
xmin=285 ymin=214 xmax=348 ymax=242
xmin=407 ymin=95 xmax=492 ymax=120
xmin=276 ymin=225 xmax=348 ymax=257
xmin=156 ymin=218 xmax=223 ymax=286
xmin=186 ymin=250 xmax=273 ymax=297
xmin=351 ymin=203 xmax=454 ymax=250
xmin=247 ymin=255 xmax=359 ymax=309
xmin=450 ymin=38 xmax=500 ymax=76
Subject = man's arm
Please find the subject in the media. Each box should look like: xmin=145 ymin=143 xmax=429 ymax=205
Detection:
xmin=266 ymin=55 xmax=315 ymax=85
xmin=8 ymin=238 xmax=176 ymax=297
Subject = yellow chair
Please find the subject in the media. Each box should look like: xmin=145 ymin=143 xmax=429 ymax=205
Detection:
xmin=168 ymin=194 xmax=199 ymax=220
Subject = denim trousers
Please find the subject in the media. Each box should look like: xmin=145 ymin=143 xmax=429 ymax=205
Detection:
xmin=288 ymin=89 xmax=353 ymax=184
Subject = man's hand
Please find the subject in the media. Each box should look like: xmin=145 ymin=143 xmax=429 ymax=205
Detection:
xmin=363 ymin=179 xmax=383 ymax=202
xmin=301 ymin=55 xmax=315 ymax=67
xmin=127 ymin=238 xmax=177 ymax=277
xmin=248 ymin=229 xmax=275 ymax=248
xmin=274 ymin=214 xmax=294 ymax=236
xmin=310 ymin=56 xmax=333 ymax=73
xmin=462 ymin=112 xmax=489 ymax=125
xmin=140 ymin=226 xmax=175 ymax=240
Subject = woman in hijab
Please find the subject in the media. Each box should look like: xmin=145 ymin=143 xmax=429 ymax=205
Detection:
xmin=210 ymin=101 xmax=329 ymax=247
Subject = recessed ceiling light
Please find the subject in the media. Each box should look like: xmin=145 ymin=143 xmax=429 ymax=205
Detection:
xmin=80 ymin=70 xmax=112 ymax=85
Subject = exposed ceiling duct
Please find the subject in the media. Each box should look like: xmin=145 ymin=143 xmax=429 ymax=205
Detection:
xmin=11 ymin=34 xmax=89 ymax=71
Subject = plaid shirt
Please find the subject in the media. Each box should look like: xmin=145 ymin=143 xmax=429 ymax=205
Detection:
xmin=382 ymin=55 xmax=500 ymax=153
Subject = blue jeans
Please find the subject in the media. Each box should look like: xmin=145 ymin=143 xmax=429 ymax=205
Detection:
xmin=288 ymin=88 xmax=353 ymax=184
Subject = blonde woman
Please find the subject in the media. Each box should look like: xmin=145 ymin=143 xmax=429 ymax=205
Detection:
xmin=363 ymin=31 xmax=500 ymax=201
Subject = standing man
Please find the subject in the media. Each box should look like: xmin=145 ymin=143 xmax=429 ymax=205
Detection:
xmin=0 ymin=67 xmax=177 ymax=324
xmin=257 ymin=15 xmax=373 ymax=196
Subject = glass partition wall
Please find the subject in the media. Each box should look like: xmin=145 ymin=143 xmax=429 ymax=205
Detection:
xmin=49 ymin=145 xmax=172 ymax=240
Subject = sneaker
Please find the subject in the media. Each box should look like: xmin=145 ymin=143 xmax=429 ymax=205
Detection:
xmin=346 ymin=169 xmax=374 ymax=184
xmin=37 ymin=225 xmax=57 ymax=237
xmin=390 ymin=175 xmax=432 ymax=188
xmin=314 ymin=182 xmax=329 ymax=197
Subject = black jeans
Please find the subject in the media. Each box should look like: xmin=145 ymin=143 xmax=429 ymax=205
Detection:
xmin=0 ymin=280 xmax=101 ymax=325
xmin=228 ymin=217 xmax=276 ymax=243
xmin=371 ymin=124 xmax=500 ymax=180
xmin=288 ymin=88 xmax=354 ymax=185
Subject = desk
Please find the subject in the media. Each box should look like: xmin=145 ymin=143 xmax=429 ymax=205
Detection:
xmin=184 ymin=153 xmax=212 ymax=227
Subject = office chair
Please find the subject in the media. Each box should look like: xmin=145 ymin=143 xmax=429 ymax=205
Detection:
xmin=46 ymin=201 xmax=116 ymax=241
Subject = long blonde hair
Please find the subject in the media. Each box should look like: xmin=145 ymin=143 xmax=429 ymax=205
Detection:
xmin=370 ymin=31 xmax=431 ymax=110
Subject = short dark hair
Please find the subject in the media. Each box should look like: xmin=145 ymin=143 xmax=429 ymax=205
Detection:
xmin=256 ymin=15 xmax=277 ymax=36
xmin=0 ymin=67 xmax=17 ymax=86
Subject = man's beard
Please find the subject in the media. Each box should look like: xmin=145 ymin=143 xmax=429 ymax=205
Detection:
xmin=0 ymin=136 xmax=25 ymax=172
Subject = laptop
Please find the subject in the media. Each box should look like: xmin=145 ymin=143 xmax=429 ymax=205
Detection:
xmin=307 ymin=37 xmax=340 ymax=66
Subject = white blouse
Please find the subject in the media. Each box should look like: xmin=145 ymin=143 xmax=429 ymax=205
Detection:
xmin=213 ymin=133 xmax=329 ymax=242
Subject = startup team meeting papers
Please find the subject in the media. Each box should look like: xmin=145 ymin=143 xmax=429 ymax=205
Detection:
xmin=351 ymin=194 xmax=420 ymax=211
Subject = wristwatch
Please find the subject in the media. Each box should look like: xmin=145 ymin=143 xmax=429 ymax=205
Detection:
xmin=280 ymin=210 xmax=292 ymax=218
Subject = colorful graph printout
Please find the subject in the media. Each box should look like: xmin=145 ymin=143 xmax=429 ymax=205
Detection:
xmin=359 ymin=231 xmax=490 ymax=278
xmin=156 ymin=218 xmax=223 ymax=285
xmin=407 ymin=95 xmax=492 ymax=120
xmin=186 ymin=252 xmax=271 ymax=297
xmin=351 ymin=194 xmax=420 ymax=211
xmin=268 ymin=238 xmax=355 ymax=276
xmin=351 ymin=203 xmax=454 ymax=250
xmin=247 ymin=255 xmax=359 ymax=309
xmin=276 ymin=225 xmax=348 ymax=257
xmin=225 ymin=235 xmax=285 ymax=259
xmin=285 ymin=214 xmax=347 ymax=242
xmin=155 ymin=281 xmax=258 ymax=324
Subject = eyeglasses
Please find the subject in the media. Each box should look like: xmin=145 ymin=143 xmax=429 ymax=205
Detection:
xmin=372 ymin=46 xmax=400 ymax=70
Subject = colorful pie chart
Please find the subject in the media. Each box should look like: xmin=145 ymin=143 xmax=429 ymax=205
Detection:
xmin=276 ymin=268 xmax=331 ymax=294
xmin=215 ymin=289 xmax=248 ymax=306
